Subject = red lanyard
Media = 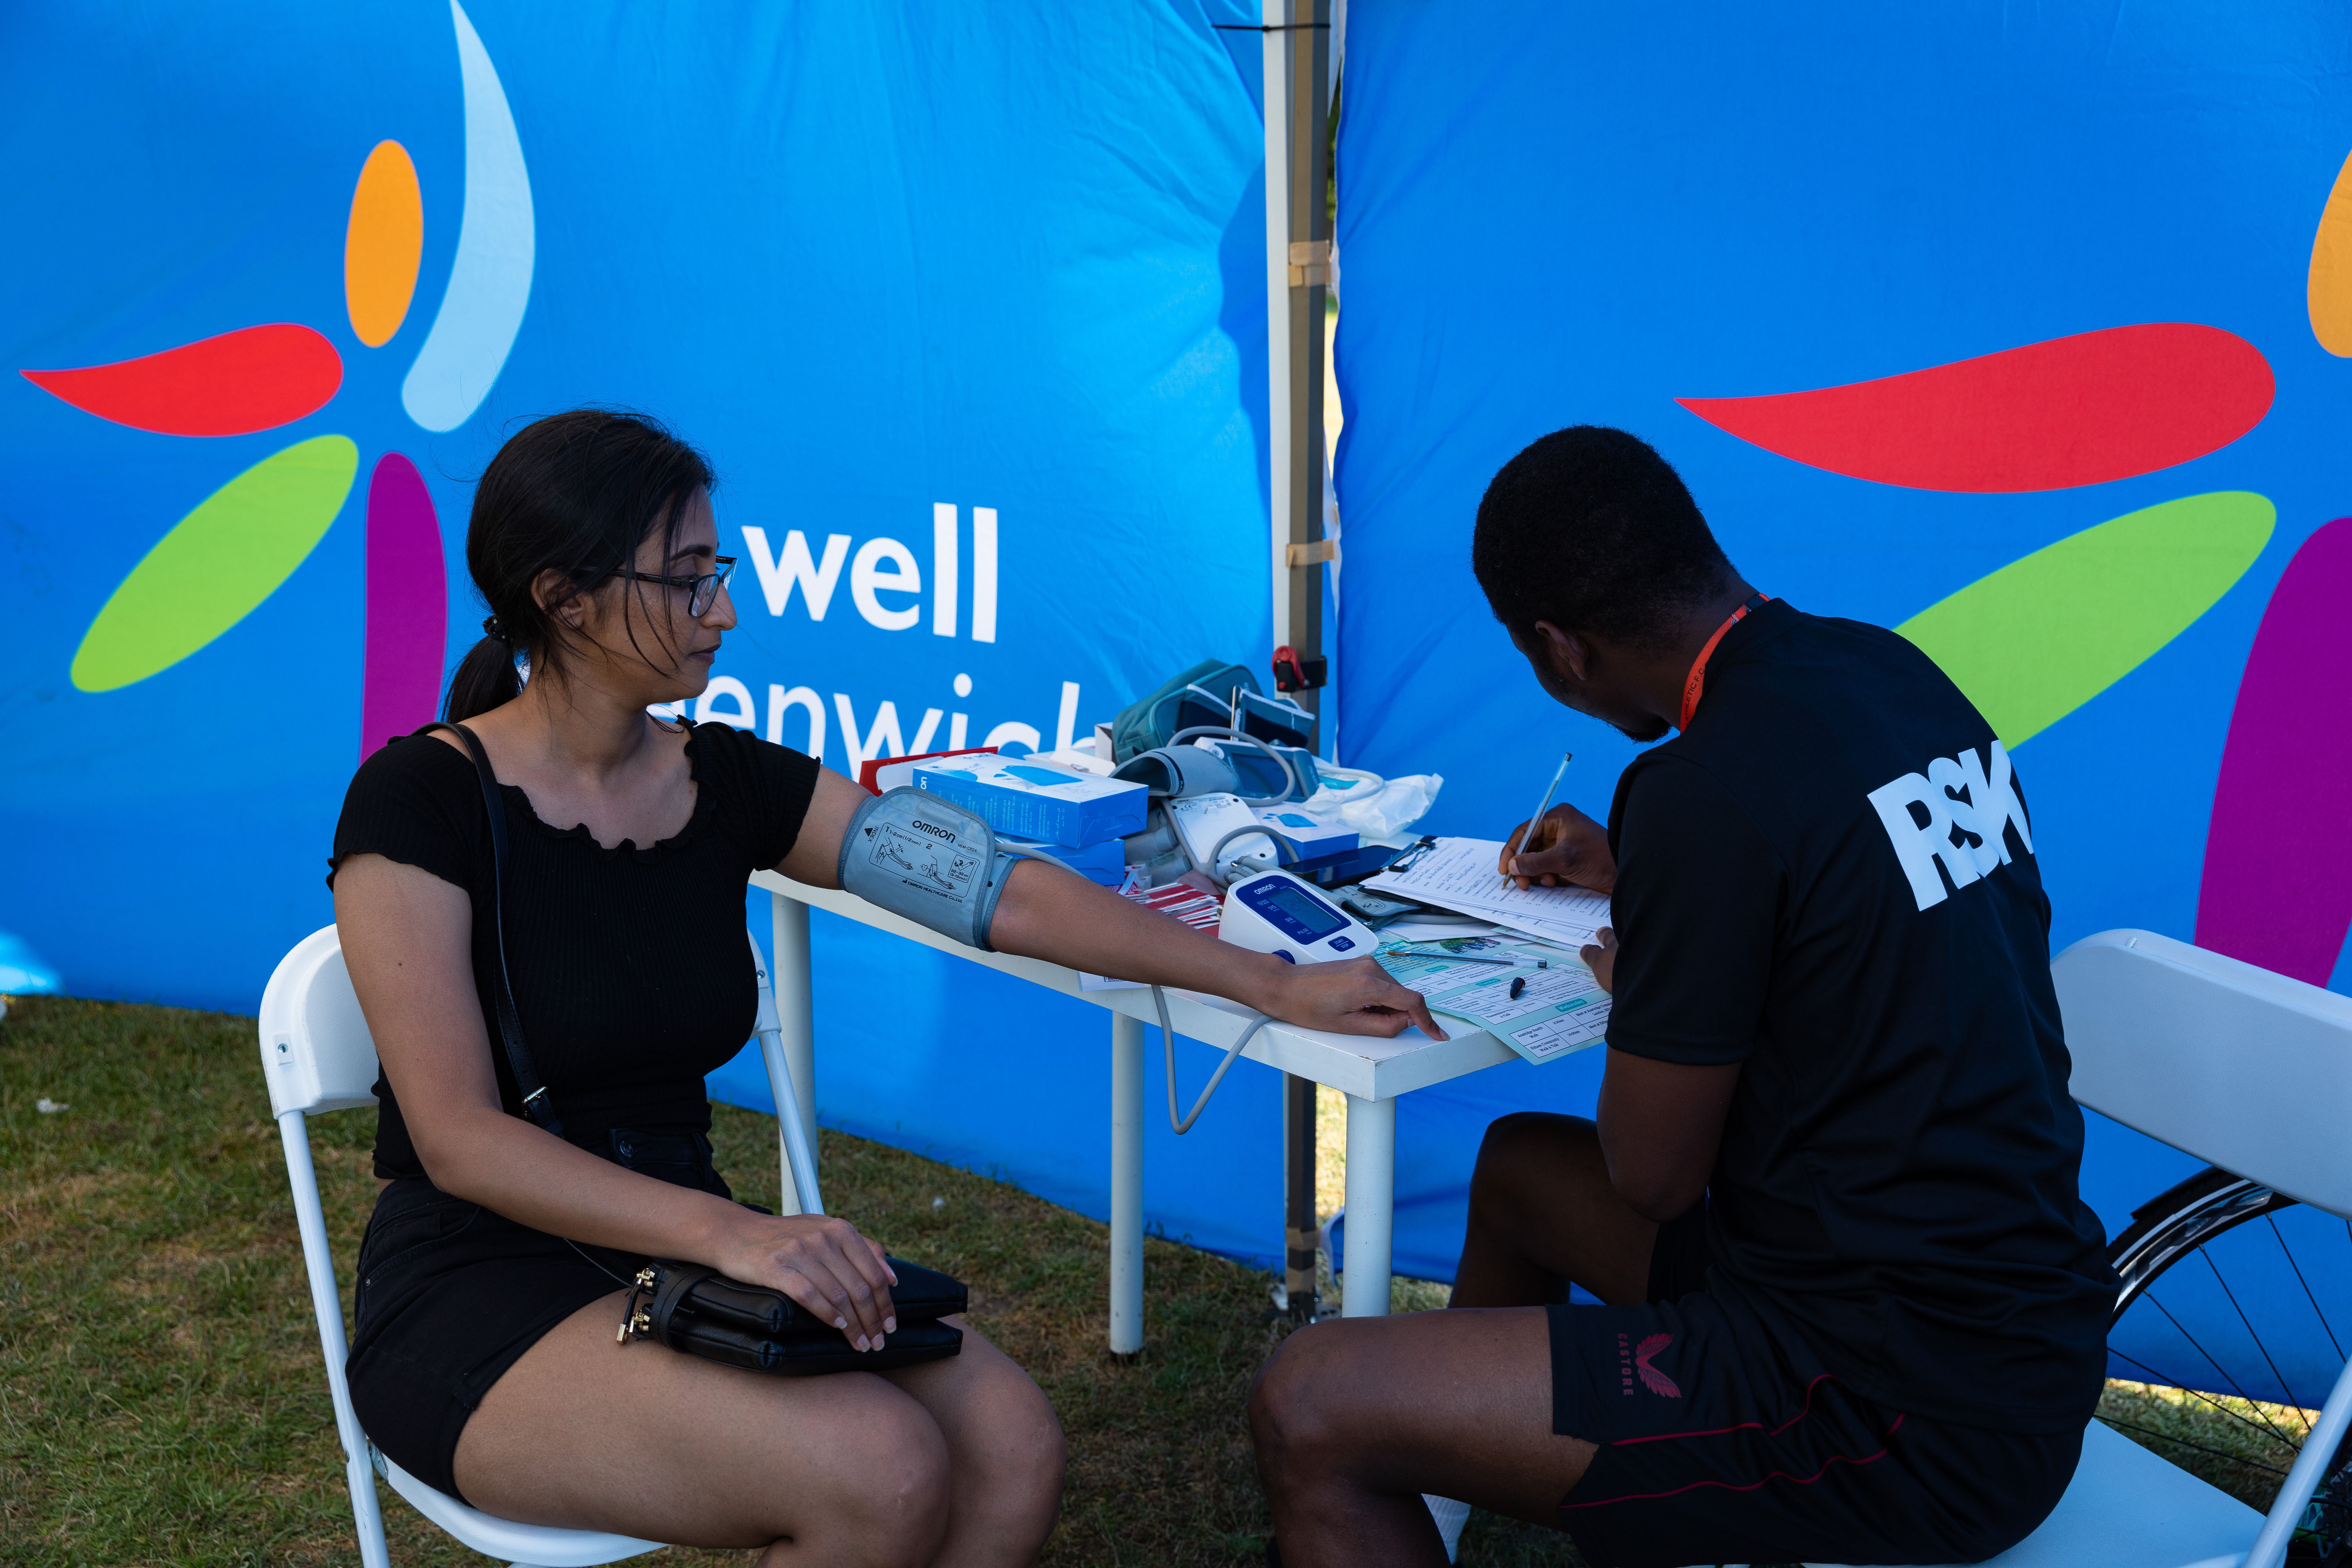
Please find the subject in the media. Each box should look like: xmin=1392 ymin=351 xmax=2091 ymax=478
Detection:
xmin=1678 ymin=593 xmax=1770 ymax=732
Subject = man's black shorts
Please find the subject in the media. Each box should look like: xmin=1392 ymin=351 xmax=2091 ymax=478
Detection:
xmin=1546 ymin=1208 xmax=2084 ymax=1568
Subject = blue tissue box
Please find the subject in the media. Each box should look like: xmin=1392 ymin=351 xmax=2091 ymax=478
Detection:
xmin=913 ymin=754 xmax=1148 ymax=847
xmin=1251 ymin=806 xmax=1358 ymax=865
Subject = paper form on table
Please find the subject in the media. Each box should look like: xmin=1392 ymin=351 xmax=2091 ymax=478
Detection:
xmin=1375 ymin=936 xmax=1611 ymax=1064
xmin=1365 ymin=837 xmax=1613 ymax=950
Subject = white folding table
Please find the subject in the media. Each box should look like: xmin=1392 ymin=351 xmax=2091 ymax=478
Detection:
xmin=750 ymin=869 xmax=1520 ymax=1346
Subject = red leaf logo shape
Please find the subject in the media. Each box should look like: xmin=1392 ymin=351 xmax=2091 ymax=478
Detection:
xmin=22 ymin=324 xmax=342 ymax=437
xmin=1634 ymin=1333 xmax=1681 ymax=1398
xmin=1677 ymin=323 xmax=2272 ymax=493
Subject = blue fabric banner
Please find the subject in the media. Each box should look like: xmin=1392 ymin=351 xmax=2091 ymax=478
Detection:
xmin=0 ymin=1 xmax=1294 ymax=1264
xmin=1331 ymin=0 xmax=2352 ymax=1365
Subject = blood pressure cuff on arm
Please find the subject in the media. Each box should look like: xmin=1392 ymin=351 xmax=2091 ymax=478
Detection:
xmin=837 ymin=788 xmax=1022 ymax=952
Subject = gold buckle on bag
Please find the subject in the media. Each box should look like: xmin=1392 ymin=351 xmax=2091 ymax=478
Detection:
xmin=616 ymin=1266 xmax=658 ymax=1345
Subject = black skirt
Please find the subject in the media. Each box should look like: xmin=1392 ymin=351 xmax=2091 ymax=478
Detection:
xmin=346 ymin=1126 xmax=734 ymax=1502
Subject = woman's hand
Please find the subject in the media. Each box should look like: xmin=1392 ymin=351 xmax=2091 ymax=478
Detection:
xmin=1499 ymin=802 xmax=1617 ymax=892
xmin=715 ymin=1212 xmax=900 ymax=1351
xmin=1580 ymin=926 xmax=1619 ymax=995
xmin=1254 ymin=955 xmax=1449 ymax=1041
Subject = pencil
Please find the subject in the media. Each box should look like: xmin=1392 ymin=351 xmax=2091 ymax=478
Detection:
xmin=1383 ymin=945 xmax=1517 ymax=966
xmin=1499 ymin=751 xmax=1573 ymax=892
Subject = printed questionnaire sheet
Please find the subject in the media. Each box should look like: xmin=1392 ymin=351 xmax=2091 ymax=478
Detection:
xmin=1365 ymin=837 xmax=1613 ymax=950
xmin=1376 ymin=940 xmax=1611 ymax=1064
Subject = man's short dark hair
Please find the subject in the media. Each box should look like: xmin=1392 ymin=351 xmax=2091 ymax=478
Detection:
xmin=1471 ymin=426 xmax=1734 ymax=651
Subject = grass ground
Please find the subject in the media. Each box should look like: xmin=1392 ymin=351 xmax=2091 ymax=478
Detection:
xmin=0 ymin=996 xmax=2314 ymax=1565
xmin=1 ymin=995 xmax=1305 ymax=1566
xmin=2095 ymin=1379 xmax=2318 ymax=1516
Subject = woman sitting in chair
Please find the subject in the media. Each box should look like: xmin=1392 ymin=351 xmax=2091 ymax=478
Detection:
xmin=329 ymin=408 xmax=1441 ymax=1567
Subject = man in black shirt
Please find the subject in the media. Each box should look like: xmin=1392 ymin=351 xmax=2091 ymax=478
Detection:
xmin=1249 ymin=426 xmax=2113 ymax=1568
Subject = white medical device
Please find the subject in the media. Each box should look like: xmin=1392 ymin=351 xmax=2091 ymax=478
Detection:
xmin=1217 ymin=868 xmax=1381 ymax=965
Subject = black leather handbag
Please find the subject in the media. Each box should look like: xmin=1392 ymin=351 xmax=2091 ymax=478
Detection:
xmin=428 ymin=721 xmax=966 ymax=1376
xmin=618 ymin=1256 xmax=965 ymax=1373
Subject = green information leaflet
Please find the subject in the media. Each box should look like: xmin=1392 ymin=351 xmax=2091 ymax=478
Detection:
xmin=1376 ymin=940 xmax=1610 ymax=1065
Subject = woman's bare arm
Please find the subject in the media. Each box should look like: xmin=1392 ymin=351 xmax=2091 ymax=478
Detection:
xmin=779 ymin=769 xmax=1446 ymax=1039
xmin=334 ymin=853 xmax=900 ymax=1349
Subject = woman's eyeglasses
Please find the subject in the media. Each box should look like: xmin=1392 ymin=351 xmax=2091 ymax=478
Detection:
xmin=625 ymin=555 xmax=736 ymax=617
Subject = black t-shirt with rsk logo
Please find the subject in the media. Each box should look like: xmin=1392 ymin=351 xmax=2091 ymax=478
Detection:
xmin=1604 ymin=598 xmax=2115 ymax=1432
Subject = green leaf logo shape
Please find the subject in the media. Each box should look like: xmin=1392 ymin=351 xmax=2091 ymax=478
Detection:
xmin=1897 ymin=490 xmax=2274 ymax=747
xmin=70 ymin=435 xmax=360 ymax=692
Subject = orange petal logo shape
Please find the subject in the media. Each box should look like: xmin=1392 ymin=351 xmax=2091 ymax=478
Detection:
xmin=346 ymin=140 xmax=425 ymax=347
xmin=1678 ymin=324 xmax=2273 ymax=492
xmin=2309 ymin=146 xmax=2352 ymax=357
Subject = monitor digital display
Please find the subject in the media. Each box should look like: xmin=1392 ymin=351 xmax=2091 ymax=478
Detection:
xmin=1244 ymin=877 xmax=1349 ymax=943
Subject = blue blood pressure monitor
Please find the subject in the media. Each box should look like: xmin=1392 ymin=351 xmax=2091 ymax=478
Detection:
xmin=1218 ymin=869 xmax=1381 ymax=965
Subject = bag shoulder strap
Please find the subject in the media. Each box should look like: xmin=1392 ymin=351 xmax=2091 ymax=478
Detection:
xmin=424 ymin=722 xmax=565 ymax=1137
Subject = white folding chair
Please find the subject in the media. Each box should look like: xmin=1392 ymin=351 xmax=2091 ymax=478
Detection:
xmin=259 ymin=924 xmax=822 ymax=1568
xmin=1812 ymin=929 xmax=2352 ymax=1568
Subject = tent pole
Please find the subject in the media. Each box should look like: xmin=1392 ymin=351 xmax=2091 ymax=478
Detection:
xmin=1263 ymin=0 xmax=1334 ymax=1321
xmin=1284 ymin=1073 xmax=1320 ymax=1317
xmin=1262 ymin=2 xmax=1294 ymax=667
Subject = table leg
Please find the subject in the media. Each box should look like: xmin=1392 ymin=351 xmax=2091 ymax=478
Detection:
xmin=769 ymin=892 xmax=819 ymax=1162
xmin=1110 ymin=1013 xmax=1145 ymax=1353
xmin=1342 ymin=1093 xmax=1395 ymax=1318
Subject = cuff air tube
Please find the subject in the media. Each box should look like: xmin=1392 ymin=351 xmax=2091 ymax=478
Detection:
xmin=838 ymin=788 xmax=1020 ymax=952
xmin=840 ymin=786 xmax=1264 ymax=1135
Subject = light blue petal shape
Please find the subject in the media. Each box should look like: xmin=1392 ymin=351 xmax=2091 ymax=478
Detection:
xmin=0 ymin=931 xmax=63 ymax=994
xmin=401 ymin=0 xmax=534 ymax=433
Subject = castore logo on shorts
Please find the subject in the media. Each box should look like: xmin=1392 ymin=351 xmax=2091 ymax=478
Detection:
xmin=1617 ymin=1331 xmax=1682 ymax=1398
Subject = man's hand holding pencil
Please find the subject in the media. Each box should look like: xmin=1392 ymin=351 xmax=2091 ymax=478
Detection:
xmin=1497 ymin=799 xmax=1620 ymax=992
xmin=1496 ymin=801 xmax=1618 ymax=894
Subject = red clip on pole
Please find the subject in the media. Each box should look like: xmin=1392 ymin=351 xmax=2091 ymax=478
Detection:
xmin=1272 ymin=645 xmax=1326 ymax=693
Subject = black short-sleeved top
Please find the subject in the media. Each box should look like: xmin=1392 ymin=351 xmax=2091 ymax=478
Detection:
xmin=1603 ymin=598 xmax=2114 ymax=1433
xmin=327 ymin=721 xmax=821 ymax=1180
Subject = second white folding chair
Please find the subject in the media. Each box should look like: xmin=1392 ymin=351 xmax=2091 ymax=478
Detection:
xmin=1811 ymin=929 xmax=2352 ymax=1568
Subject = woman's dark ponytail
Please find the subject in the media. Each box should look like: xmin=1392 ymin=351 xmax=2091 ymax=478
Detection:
xmin=441 ymin=409 xmax=713 ymax=723
xmin=442 ymin=619 xmax=525 ymax=723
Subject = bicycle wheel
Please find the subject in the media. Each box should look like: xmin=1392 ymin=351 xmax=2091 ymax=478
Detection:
xmin=2105 ymin=1165 xmax=2352 ymax=1564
